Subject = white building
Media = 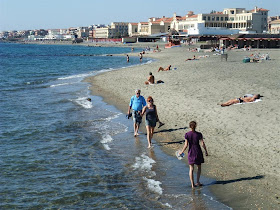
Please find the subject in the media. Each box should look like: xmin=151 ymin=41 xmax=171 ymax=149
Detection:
xmin=171 ymin=7 xmax=269 ymax=34
xmin=94 ymin=22 xmax=129 ymax=38
xmin=270 ymin=19 xmax=280 ymax=34
xmin=188 ymin=23 xmax=240 ymax=35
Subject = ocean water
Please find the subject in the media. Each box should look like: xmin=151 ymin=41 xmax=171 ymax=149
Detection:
xmin=0 ymin=43 xmax=231 ymax=209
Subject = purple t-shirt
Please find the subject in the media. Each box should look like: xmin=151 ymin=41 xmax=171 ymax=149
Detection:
xmin=185 ymin=131 xmax=204 ymax=165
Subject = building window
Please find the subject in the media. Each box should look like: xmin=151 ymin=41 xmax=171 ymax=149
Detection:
xmin=208 ymin=16 xmax=210 ymax=21
xmin=231 ymin=10 xmax=234 ymax=14
xmin=225 ymin=17 xmax=228 ymax=21
xmin=203 ymin=16 xmax=206 ymax=20
xmin=212 ymin=16 xmax=215 ymax=21
xmin=216 ymin=17 xmax=219 ymax=21
xmin=221 ymin=17 xmax=224 ymax=21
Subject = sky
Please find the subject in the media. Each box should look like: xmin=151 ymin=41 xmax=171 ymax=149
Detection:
xmin=0 ymin=0 xmax=279 ymax=31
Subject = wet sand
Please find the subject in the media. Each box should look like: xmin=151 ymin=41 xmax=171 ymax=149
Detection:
xmin=85 ymin=44 xmax=280 ymax=208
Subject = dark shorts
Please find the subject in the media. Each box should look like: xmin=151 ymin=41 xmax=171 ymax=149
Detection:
xmin=132 ymin=110 xmax=142 ymax=125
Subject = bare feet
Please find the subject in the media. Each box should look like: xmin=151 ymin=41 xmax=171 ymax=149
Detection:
xmin=195 ymin=182 xmax=203 ymax=187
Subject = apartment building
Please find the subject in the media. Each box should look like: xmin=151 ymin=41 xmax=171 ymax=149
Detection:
xmin=129 ymin=17 xmax=172 ymax=37
xmin=110 ymin=22 xmax=129 ymax=37
xmin=128 ymin=23 xmax=138 ymax=36
xmin=270 ymin=19 xmax=280 ymax=34
xmin=94 ymin=22 xmax=129 ymax=38
xmin=94 ymin=27 xmax=115 ymax=38
xmin=76 ymin=27 xmax=90 ymax=38
xmin=148 ymin=17 xmax=172 ymax=35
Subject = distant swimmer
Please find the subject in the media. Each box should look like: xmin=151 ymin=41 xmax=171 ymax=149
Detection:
xmin=86 ymin=98 xmax=92 ymax=102
xmin=179 ymin=121 xmax=208 ymax=188
xmin=139 ymin=53 xmax=143 ymax=62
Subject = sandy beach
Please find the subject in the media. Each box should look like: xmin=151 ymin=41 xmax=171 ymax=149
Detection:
xmin=84 ymin=43 xmax=280 ymax=208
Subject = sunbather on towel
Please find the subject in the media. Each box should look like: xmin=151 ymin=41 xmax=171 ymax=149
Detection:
xmin=219 ymin=94 xmax=262 ymax=107
xmin=158 ymin=65 xmax=171 ymax=72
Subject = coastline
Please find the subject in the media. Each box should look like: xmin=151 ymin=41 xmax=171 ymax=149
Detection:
xmin=84 ymin=44 xmax=280 ymax=209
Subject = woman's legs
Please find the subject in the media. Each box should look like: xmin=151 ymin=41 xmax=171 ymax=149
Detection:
xmin=189 ymin=164 xmax=195 ymax=188
xmin=221 ymin=99 xmax=239 ymax=107
xmin=150 ymin=126 xmax=155 ymax=140
xmin=196 ymin=165 xmax=202 ymax=186
xmin=146 ymin=125 xmax=152 ymax=148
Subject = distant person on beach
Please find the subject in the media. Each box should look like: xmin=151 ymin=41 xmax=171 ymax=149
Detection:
xmin=127 ymin=54 xmax=129 ymax=62
xmin=145 ymin=72 xmax=164 ymax=85
xmin=139 ymin=53 xmax=143 ymax=62
xmin=141 ymin=96 xmax=164 ymax=148
xmin=127 ymin=89 xmax=146 ymax=137
xmin=158 ymin=65 xmax=171 ymax=72
xmin=145 ymin=72 xmax=155 ymax=85
xmin=179 ymin=121 xmax=208 ymax=188
xmin=185 ymin=55 xmax=197 ymax=61
xmin=219 ymin=94 xmax=262 ymax=107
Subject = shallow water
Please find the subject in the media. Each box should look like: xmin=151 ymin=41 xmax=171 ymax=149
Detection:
xmin=0 ymin=43 xmax=231 ymax=209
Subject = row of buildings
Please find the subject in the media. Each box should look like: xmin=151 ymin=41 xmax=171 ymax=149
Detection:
xmin=1 ymin=7 xmax=280 ymax=41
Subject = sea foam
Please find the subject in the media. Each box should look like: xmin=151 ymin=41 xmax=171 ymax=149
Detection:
xmin=132 ymin=154 xmax=156 ymax=172
xmin=143 ymin=177 xmax=163 ymax=195
xmin=101 ymin=134 xmax=113 ymax=150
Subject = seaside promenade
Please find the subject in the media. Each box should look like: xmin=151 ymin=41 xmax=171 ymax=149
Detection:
xmin=85 ymin=43 xmax=280 ymax=208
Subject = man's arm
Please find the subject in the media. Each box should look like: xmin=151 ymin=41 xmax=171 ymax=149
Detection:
xmin=128 ymin=96 xmax=133 ymax=114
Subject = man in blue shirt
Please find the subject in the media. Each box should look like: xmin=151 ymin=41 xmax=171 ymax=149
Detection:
xmin=127 ymin=89 xmax=146 ymax=137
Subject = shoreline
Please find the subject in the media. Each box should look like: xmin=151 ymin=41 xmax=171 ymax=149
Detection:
xmin=84 ymin=43 xmax=280 ymax=209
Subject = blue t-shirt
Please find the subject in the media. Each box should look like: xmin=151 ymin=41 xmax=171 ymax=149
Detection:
xmin=129 ymin=95 xmax=146 ymax=111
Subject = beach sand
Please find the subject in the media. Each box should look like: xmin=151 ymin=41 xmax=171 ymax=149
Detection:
xmin=85 ymin=43 xmax=280 ymax=208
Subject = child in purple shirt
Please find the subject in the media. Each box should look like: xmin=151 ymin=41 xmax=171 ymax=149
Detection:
xmin=180 ymin=121 xmax=208 ymax=188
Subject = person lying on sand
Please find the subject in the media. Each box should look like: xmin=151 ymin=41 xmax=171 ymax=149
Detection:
xmin=145 ymin=72 xmax=164 ymax=85
xmin=219 ymin=94 xmax=262 ymax=107
xmin=158 ymin=65 xmax=171 ymax=72
xmin=185 ymin=55 xmax=197 ymax=61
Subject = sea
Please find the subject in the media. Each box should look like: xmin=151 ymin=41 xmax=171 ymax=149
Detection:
xmin=0 ymin=42 xmax=231 ymax=209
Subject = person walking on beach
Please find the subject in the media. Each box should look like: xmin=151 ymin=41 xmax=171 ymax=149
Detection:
xmin=141 ymin=96 xmax=164 ymax=148
xmin=127 ymin=89 xmax=146 ymax=137
xmin=179 ymin=121 xmax=208 ymax=188
xmin=127 ymin=54 xmax=129 ymax=62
